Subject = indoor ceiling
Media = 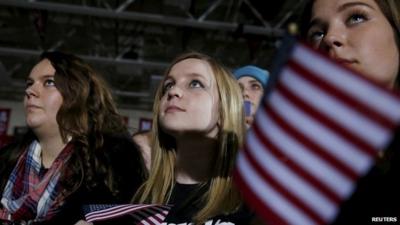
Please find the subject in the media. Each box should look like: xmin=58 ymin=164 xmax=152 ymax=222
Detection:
xmin=0 ymin=0 xmax=305 ymax=110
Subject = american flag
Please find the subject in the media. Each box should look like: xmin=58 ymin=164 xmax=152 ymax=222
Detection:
xmin=83 ymin=204 xmax=171 ymax=224
xmin=234 ymin=37 xmax=400 ymax=225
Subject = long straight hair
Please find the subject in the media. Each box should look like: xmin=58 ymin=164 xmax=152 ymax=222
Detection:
xmin=135 ymin=52 xmax=246 ymax=223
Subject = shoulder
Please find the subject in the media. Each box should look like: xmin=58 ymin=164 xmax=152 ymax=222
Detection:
xmin=102 ymin=132 xmax=145 ymax=165
xmin=103 ymin=132 xmax=136 ymax=152
xmin=0 ymin=131 xmax=35 ymax=176
xmin=0 ymin=141 xmax=24 ymax=189
xmin=101 ymin=132 xmax=147 ymax=199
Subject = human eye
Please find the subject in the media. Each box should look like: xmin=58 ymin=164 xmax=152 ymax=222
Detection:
xmin=251 ymin=83 xmax=262 ymax=91
xmin=346 ymin=10 xmax=368 ymax=26
xmin=307 ymin=27 xmax=325 ymax=45
xmin=25 ymin=79 xmax=33 ymax=88
xmin=44 ymin=78 xmax=56 ymax=87
xmin=189 ymin=80 xmax=204 ymax=88
xmin=238 ymin=83 xmax=244 ymax=92
xmin=162 ymin=80 xmax=174 ymax=93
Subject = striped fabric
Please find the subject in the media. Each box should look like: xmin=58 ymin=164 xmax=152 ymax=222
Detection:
xmin=0 ymin=140 xmax=73 ymax=222
xmin=234 ymin=39 xmax=400 ymax=225
xmin=83 ymin=204 xmax=171 ymax=224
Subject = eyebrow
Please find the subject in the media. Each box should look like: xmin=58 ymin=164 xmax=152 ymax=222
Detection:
xmin=42 ymin=75 xmax=55 ymax=79
xmin=337 ymin=1 xmax=375 ymax=12
xmin=309 ymin=1 xmax=375 ymax=28
xmin=186 ymin=72 xmax=207 ymax=79
xmin=249 ymin=80 xmax=262 ymax=85
xmin=166 ymin=72 xmax=207 ymax=80
xmin=26 ymin=74 xmax=55 ymax=81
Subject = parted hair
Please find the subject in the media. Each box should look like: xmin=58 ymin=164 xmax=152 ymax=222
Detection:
xmin=135 ymin=52 xmax=246 ymax=224
xmin=0 ymin=51 xmax=127 ymax=197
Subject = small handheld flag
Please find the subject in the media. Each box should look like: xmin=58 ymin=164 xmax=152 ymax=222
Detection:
xmin=83 ymin=204 xmax=171 ymax=225
xmin=234 ymin=36 xmax=400 ymax=225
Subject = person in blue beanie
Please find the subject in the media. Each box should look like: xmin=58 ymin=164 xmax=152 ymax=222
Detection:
xmin=233 ymin=65 xmax=269 ymax=129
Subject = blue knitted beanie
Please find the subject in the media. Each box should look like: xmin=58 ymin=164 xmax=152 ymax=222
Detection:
xmin=233 ymin=65 xmax=269 ymax=87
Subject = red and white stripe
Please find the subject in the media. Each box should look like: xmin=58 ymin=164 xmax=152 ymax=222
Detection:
xmin=235 ymin=42 xmax=400 ymax=225
xmin=85 ymin=204 xmax=170 ymax=225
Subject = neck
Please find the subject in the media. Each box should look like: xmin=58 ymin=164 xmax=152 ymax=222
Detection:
xmin=35 ymin=129 xmax=66 ymax=168
xmin=175 ymin=134 xmax=218 ymax=184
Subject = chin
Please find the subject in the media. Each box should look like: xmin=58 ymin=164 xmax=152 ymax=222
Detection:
xmin=25 ymin=118 xmax=44 ymax=129
xmin=26 ymin=123 xmax=40 ymax=130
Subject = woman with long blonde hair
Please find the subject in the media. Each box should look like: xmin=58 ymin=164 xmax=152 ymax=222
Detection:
xmin=135 ymin=52 xmax=253 ymax=224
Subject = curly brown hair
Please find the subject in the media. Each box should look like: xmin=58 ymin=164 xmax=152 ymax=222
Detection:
xmin=46 ymin=51 xmax=129 ymax=195
xmin=0 ymin=51 xmax=128 ymax=197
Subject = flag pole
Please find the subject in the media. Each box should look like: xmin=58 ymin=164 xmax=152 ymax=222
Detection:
xmin=264 ymin=34 xmax=297 ymax=97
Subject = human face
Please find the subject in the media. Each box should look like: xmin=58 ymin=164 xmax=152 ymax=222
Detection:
xmin=24 ymin=59 xmax=63 ymax=133
xmin=238 ymin=76 xmax=264 ymax=117
xmin=306 ymin=0 xmax=399 ymax=89
xmin=159 ymin=58 xmax=220 ymax=138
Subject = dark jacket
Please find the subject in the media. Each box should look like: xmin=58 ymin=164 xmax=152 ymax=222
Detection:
xmin=0 ymin=133 xmax=146 ymax=225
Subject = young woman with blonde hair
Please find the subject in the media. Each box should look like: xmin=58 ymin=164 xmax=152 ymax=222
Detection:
xmin=135 ymin=52 xmax=253 ymax=224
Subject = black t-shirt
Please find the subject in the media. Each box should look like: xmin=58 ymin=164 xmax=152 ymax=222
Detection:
xmin=164 ymin=183 xmax=254 ymax=225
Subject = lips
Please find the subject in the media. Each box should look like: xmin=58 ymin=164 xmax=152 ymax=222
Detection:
xmin=165 ymin=105 xmax=185 ymax=113
xmin=333 ymin=57 xmax=356 ymax=66
xmin=25 ymin=103 xmax=41 ymax=110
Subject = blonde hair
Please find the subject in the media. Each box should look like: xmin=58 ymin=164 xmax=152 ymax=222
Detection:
xmin=135 ymin=52 xmax=246 ymax=223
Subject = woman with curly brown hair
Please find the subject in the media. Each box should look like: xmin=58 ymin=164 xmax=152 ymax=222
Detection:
xmin=0 ymin=51 xmax=146 ymax=225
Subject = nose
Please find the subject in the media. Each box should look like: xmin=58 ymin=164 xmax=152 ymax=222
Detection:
xmin=320 ymin=26 xmax=345 ymax=54
xmin=25 ymin=83 xmax=39 ymax=99
xmin=241 ymin=86 xmax=250 ymax=100
xmin=167 ymin=85 xmax=183 ymax=100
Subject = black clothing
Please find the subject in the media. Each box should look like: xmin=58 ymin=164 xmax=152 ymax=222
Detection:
xmin=38 ymin=167 xmax=49 ymax=179
xmin=332 ymin=131 xmax=400 ymax=225
xmin=0 ymin=133 xmax=146 ymax=225
xmin=165 ymin=183 xmax=254 ymax=225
